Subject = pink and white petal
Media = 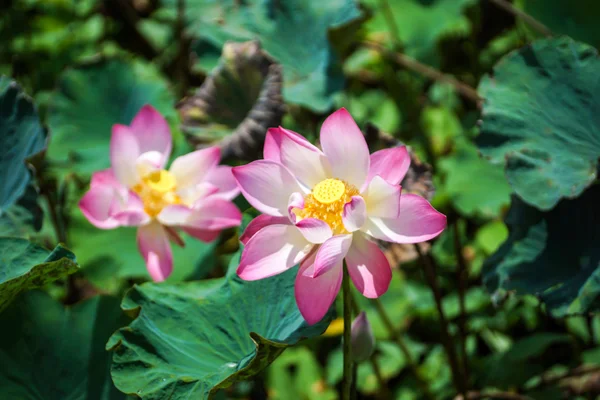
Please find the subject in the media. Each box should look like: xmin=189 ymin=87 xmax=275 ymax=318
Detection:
xmin=342 ymin=196 xmax=367 ymax=232
xmin=232 ymin=160 xmax=303 ymax=217
xmin=178 ymin=182 xmax=219 ymax=206
xmin=111 ymin=209 xmax=151 ymax=226
xmin=264 ymin=127 xmax=312 ymax=162
xmin=169 ymin=147 xmax=221 ymax=191
xmin=157 ymin=204 xmax=192 ymax=226
xmin=90 ymin=169 xmax=122 ymax=190
xmin=186 ymin=197 xmax=242 ymax=230
xmin=346 ymin=233 xmax=392 ymax=298
xmin=137 ymin=221 xmax=173 ymax=282
xmin=136 ymin=151 xmax=162 ymax=178
xmin=319 ymin=108 xmax=370 ymax=188
xmin=182 ymin=227 xmax=221 ymax=243
xmin=79 ymin=186 xmax=121 ymax=229
xmin=362 ymin=194 xmax=447 ymax=243
xmin=130 ymin=105 xmax=172 ymax=166
xmin=204 ymin=165 xmax=240 ymax=200
xmin=307 ymin=234 xmax=353 ymax=278
xmin=364 ymin=176 xmax=401 ymax=218
xmin=237 ymin=224 xmax=312 ymax=281
xmin=110 ymin=124 xmax=141 ymax=187
xmin=367 ymin=147 xmax=410 ymax=186
xmin=295 ymin=254 xmax=343 ymax=325
xmin=240 ymin=214 xmax=290 ymax=245
xmin=296 ymin=218 xmax=332 ymax=244
xmin=287 ymin=192 xmax=305 ymax=223
xmin=274 ymin=128 xmax=330 ymax=188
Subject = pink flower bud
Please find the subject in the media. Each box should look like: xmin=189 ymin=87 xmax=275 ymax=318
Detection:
xmin=351 ymin=311 xmax=375 ymax=362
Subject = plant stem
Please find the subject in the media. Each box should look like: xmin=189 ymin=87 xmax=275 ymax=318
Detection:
xmin=489 ymin=0 xmax=552 ymax=37
xmin=369 ymin=354 xmax=392 ymax=400
xmin=342 ymin=263 xmax=353 ymax=400
xmin=415 ymin=244 xmax=468 ymax=397
xmin=372 ymin=297 xmax=434 ymax=400
xmin=378 ymin=0 xmax=402 ymax=48
xmin=362 ymin=41 xmax=480 ymax=104
xmin=453 ymin=221 xmax=471 ymax=385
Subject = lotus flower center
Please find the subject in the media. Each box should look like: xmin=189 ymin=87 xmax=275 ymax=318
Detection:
xmin=132 ymin=170 xmax=181 ymax=217
xmin=295 ymin=178 xmax=360 ymax=235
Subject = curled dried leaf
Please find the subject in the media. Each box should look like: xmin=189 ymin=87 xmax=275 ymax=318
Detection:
xmin=179 ymin=40 xmax=285 ymax=161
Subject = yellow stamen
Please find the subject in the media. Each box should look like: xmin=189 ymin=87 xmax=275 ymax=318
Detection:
xmin=294 ymin=178 xmax=360 ymax=235
xmin=132 ymin=170 xmax=181 ymax=217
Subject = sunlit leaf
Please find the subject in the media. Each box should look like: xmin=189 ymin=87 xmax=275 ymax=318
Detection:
xmin=363 ymin=0 xmax=476 ymax=64
xmin=438 ymin=138 xmax=511 ymax=218
xmin=0 ymin=290 xmax=127 ymax=399
xmin=108 ymin=251 xmax=333 ymax=399
xmin=478 ymin=36 xmax=600 ymax=210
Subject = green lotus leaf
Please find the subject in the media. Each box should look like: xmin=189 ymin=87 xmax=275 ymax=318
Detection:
xmin=0 ymin=77 xmax=45 ymax=213
xmin=0 ymin=290 xmax=128 ymax=399
xmin=0 ymin=238 xmax=79 ymax=312
xmin=478 ymin=37 xmax=600 ymax=210
xmin=163 ymin=0 xmax=363 ymax=111
xmin=179 ymin=40 xmax=284 ymax=160
xmin=483 ymin=185 xmax=600 ymax=317
xmin=438 ymin=138 xmax=511 ymax=218
xmin=46 ymin=58 xmax=176 ymax=178
xmin=108 ymin=251 xmax=333 ymax=399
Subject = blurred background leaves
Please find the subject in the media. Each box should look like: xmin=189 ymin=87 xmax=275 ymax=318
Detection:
xmin=0 ymin=0 xmax=600 ymax=399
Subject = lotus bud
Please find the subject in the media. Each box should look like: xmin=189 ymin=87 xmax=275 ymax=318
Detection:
xmin=351 ymin=311 xmax=375 ymax=362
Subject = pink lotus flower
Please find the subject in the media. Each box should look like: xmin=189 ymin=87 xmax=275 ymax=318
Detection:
xmin=79 ymin=105 xmax=242 ymax=282
xmin=233 ymin=108 xmax=446 ymax=324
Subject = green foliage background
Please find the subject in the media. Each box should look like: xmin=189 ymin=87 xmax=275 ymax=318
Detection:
xmin=1 ymin=0 xmax=600 ymax=399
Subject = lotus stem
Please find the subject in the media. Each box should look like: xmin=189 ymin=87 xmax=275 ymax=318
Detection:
xmin=342 ymin=262 xmax=353 ymax=400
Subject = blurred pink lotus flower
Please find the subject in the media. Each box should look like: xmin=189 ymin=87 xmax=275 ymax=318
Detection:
xmin=79 ymin=105 xmax=241 ymax=282
xmin=233 ymin=108 xmax=446 ymax=324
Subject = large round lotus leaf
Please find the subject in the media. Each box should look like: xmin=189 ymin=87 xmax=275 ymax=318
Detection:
xmin=108 ymin=252 xmax=333 ymax=399
xmin=46 ymin=58 xmax=176 ymax=178
xmin=163 ymin=0 xmax=362 ymax=112
xmin=438 ymin=138 xmax=511 ymax=218
xmin=0 ymin=238 xmax=78 ymax=312
xmin=363 ymin=0 xmax=476 ymax=65
xmin=483 ymin=185 xmax=600 ymax=317
xmin=0 ymin=77 xmax=45 ymax=211
xmin=478 ymin=37 xmax=600 ymax=210
xmin=515 ymin=0 xmax=600 ymax=48
xmin=68 ymin=212 xmax=216 ymax=293
xmin=0 ymin=291 xmax=128 ymax=400
xmin=179 ymin=41 xmax=284 ymax=160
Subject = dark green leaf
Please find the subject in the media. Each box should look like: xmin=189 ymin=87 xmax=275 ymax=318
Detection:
xmin=0 ymin=238 xmax=78 ymax=312
xmin=483 ymin=185 xmax=600 ymax=316
xmin=0 ymin=290 xmax=128 ymax=400
xmin=0 ymin=77 xmax=45 ymax=211
xmin=478 ymin=37 xmax=600 ymax=210
xmin=108 ymin=251 xmax=333 ymax=399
